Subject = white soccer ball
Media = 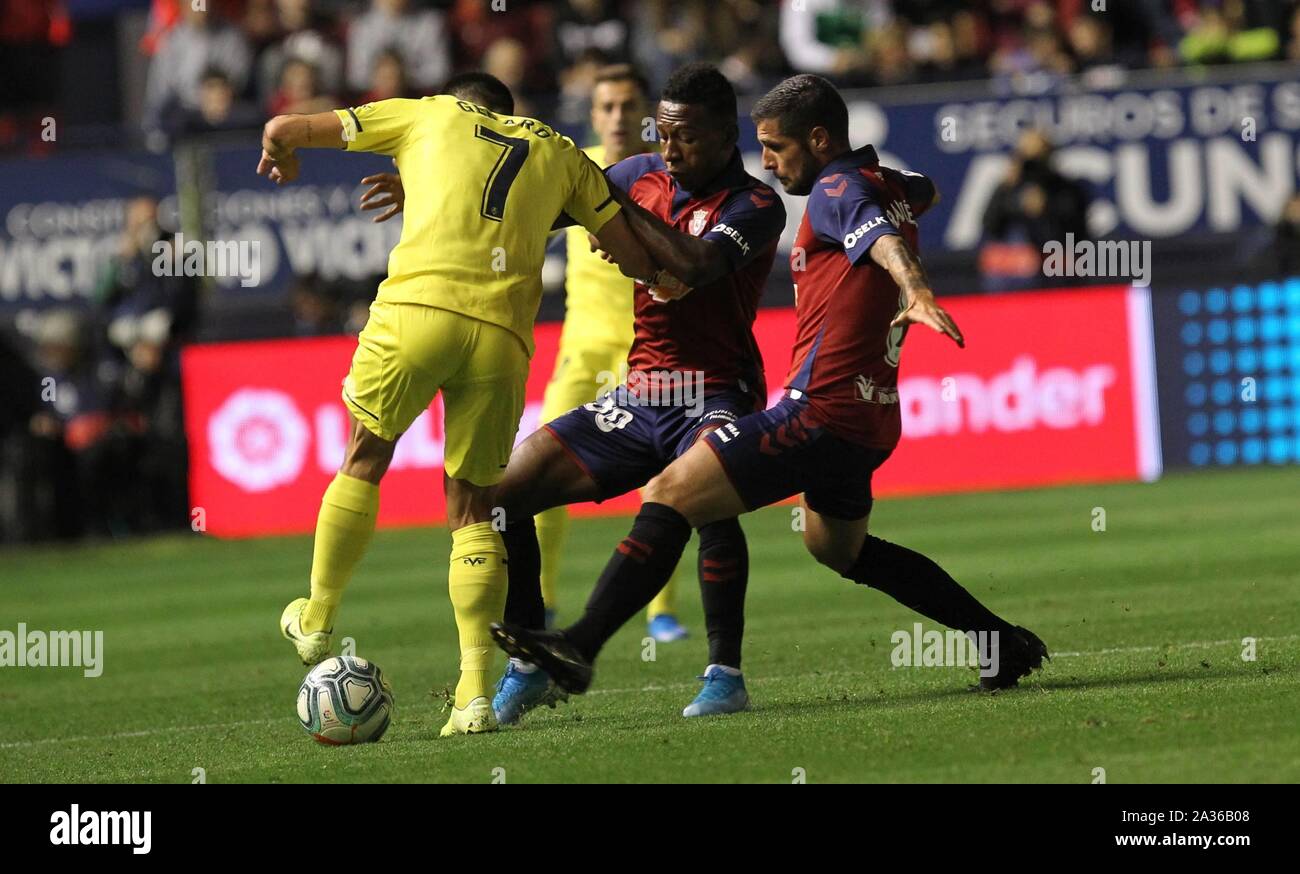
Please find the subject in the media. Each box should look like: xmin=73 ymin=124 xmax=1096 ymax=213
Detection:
xmin=296 ymin=656 xmax=394 ymax=745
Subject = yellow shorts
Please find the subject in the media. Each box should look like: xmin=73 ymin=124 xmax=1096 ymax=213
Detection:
xmin=342 ymin=301 xmax=528 ymax=486
xmin=539 ymin=339 xmax=631 ymax=424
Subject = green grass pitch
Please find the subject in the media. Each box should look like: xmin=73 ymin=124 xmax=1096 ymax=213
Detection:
xmin=3 ymin=466 xmax=1297 ymax=783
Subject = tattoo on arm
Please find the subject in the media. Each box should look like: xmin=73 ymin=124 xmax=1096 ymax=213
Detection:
xmin=306 ymin=117 xmax=312 ymax=147
xmin=870 ymin=235 xmax=931 ymax=300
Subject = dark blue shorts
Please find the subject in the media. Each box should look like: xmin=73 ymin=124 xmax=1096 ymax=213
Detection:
xmin=546 ymin=386 xmax=758 ymax=502
xmin=703 ymin=395 xmax=892 ymax=521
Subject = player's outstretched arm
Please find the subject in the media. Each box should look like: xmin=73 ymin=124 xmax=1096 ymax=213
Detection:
xmin=257 ymin=111 xmax=345 ymax=185
xmin=871 ymin=234 xmax=965 ymax=348
xmin=609 ymin=187 xmax=731 ymax=287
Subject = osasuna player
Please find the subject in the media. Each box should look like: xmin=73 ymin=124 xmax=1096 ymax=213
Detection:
xmin=490 ymin=64 xmax=786 ymax=722
xmin=538 ymin=65 xmax=696 ymax=641
xmin=492 ymin=74 xmax=1049 ymax=697
xmin=259 ymin=74 xmax=660 ymax=736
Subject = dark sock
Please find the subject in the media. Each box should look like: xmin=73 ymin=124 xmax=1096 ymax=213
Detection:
xmin=566 ymin=503 xmax=691 ymax=661
xmin=502 ymin=516 xmax=545 ymax=630
xmin=846 ymin=535 xmax=1014 ymax=636
xmin=697 ymin=518 xmax=748 ymax=669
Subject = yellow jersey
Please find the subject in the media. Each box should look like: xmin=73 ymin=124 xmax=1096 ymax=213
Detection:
xmin=560 ymin=145 xmax=642 ymax=350
xmin=335 ymin=96 xmax=621 ymax=355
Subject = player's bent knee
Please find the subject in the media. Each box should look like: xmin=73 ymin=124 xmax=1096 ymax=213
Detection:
xmin=641 ymin=467 xmax=689 ymax=508
xmin=804 ymin=532 xmax=857 ymax=576
xmin=341 ymin=420 xmax=396 ymax=484
xmin=445 ymin=478 xmax=498 ymax=530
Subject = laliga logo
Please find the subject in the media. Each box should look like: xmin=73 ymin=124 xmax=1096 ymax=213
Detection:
xmin=208 ymin=388 xmax=310 ymax=492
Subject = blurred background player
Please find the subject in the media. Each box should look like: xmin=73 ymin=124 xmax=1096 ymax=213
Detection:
xmin=259 ymin=73 xmax=658 ymax=737
xmin=492 ymin=74 xmax=1047 ymax=701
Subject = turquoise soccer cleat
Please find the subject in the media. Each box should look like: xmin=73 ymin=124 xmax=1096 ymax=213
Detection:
xmin=682 ymin=665 xmax=750 ymax=717
xmin=647 ymin=613 xmax=689 ymax=642
xmin=492 ymin=659 xmax=567 ymax=725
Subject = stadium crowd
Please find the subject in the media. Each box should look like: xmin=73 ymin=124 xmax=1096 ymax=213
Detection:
xmin=4 ymin=0 xmax=1300 ymax=152
xmin=3 ymin=0 xmax=1300 ymax=542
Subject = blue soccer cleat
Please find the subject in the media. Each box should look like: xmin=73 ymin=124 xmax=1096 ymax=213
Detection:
xmin=492 ymin=659 xmax=566 ymax=725
xmin=647 ymin=613 xmax=689 ymax=642
xmin=682 ymin=665 xmax=750 ymax=717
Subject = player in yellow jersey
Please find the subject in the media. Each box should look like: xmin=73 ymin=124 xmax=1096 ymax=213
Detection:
xmin=258 ymin=73 xmax=661 ymax=737
xmin=353 ymin=69 xmax=691 ymax=641
xmin=538 ymin=65 xmax=688 ymax=642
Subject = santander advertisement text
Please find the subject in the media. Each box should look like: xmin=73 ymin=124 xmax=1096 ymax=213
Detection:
xmin=182 ymin=285 xmax=1161 ymax=537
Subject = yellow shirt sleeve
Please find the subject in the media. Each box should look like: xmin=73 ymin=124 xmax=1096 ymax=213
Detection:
xmin=334 ymin=98 xmax=419 ymax=157
xmin=563 ymin=149 xmax=621 ymax=235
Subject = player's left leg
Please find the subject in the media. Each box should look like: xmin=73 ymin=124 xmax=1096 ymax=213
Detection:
xmin=800 ymin=474 xmax=1049 ymax=690
xmin=671 ymin=404 xmax=754 ymax=716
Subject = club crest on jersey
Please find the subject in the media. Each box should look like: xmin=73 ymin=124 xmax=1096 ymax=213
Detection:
xmin=689 ymin=209 xmax=711 ymax=236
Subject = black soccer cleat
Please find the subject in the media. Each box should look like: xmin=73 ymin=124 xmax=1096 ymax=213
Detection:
xmin=978 ymin=625 xmax=1050 ymax=691
xmin=490 ymin=622 xmax=594 ymax=695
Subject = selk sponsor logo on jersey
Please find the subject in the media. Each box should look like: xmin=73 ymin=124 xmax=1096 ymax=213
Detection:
xmin=708 ymin=222 xmax=750 ymax=257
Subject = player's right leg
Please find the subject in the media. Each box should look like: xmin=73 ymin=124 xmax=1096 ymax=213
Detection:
xmin=281 ymin=302 xmax=416 ymax=666
xmin=436 ymin=313 xmax=534 ymax=737
xmin=282 ymin=419 xmax=393 ymax=665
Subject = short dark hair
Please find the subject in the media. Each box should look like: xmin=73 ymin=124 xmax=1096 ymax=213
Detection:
xmin=660 ymin=63 xmax=736 ymax=123
xmin=751 ymin=74 xmax=848 ymax=143
xmin=199 ymin=66 xmax=231 ymax=86
xmin=442 ymin=72 xmax=514 ymax=115
xmin=593 ymin=63 xmax=650 ymax=100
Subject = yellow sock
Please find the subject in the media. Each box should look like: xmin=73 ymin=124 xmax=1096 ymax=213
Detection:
xmin=647 ymin=561 xmax=680 ymax=620
xmin=304 ymin=473 xmax=379 ymax=633
xmin=535 ymin=505 xmax=569 ymax=612
xmin=448 ymin=521 xmax=508 ymax=707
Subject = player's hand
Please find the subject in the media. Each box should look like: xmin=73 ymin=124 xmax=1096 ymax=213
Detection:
xmin=891 ymin=293 xmax=965 ymax=347
xmin=588 ymin=233 xmax=617 ymax=263
xmin=257 ymin=149 xmax=299 ymax=185
xmin=647 ymin=270 xmax=692 ymax=303
xmin=359 ymin=172 xmax=404 ymax=223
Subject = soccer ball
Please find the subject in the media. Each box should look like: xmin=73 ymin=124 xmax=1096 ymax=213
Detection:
xmin=296 ymin=656 xmax=393 ymax=745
